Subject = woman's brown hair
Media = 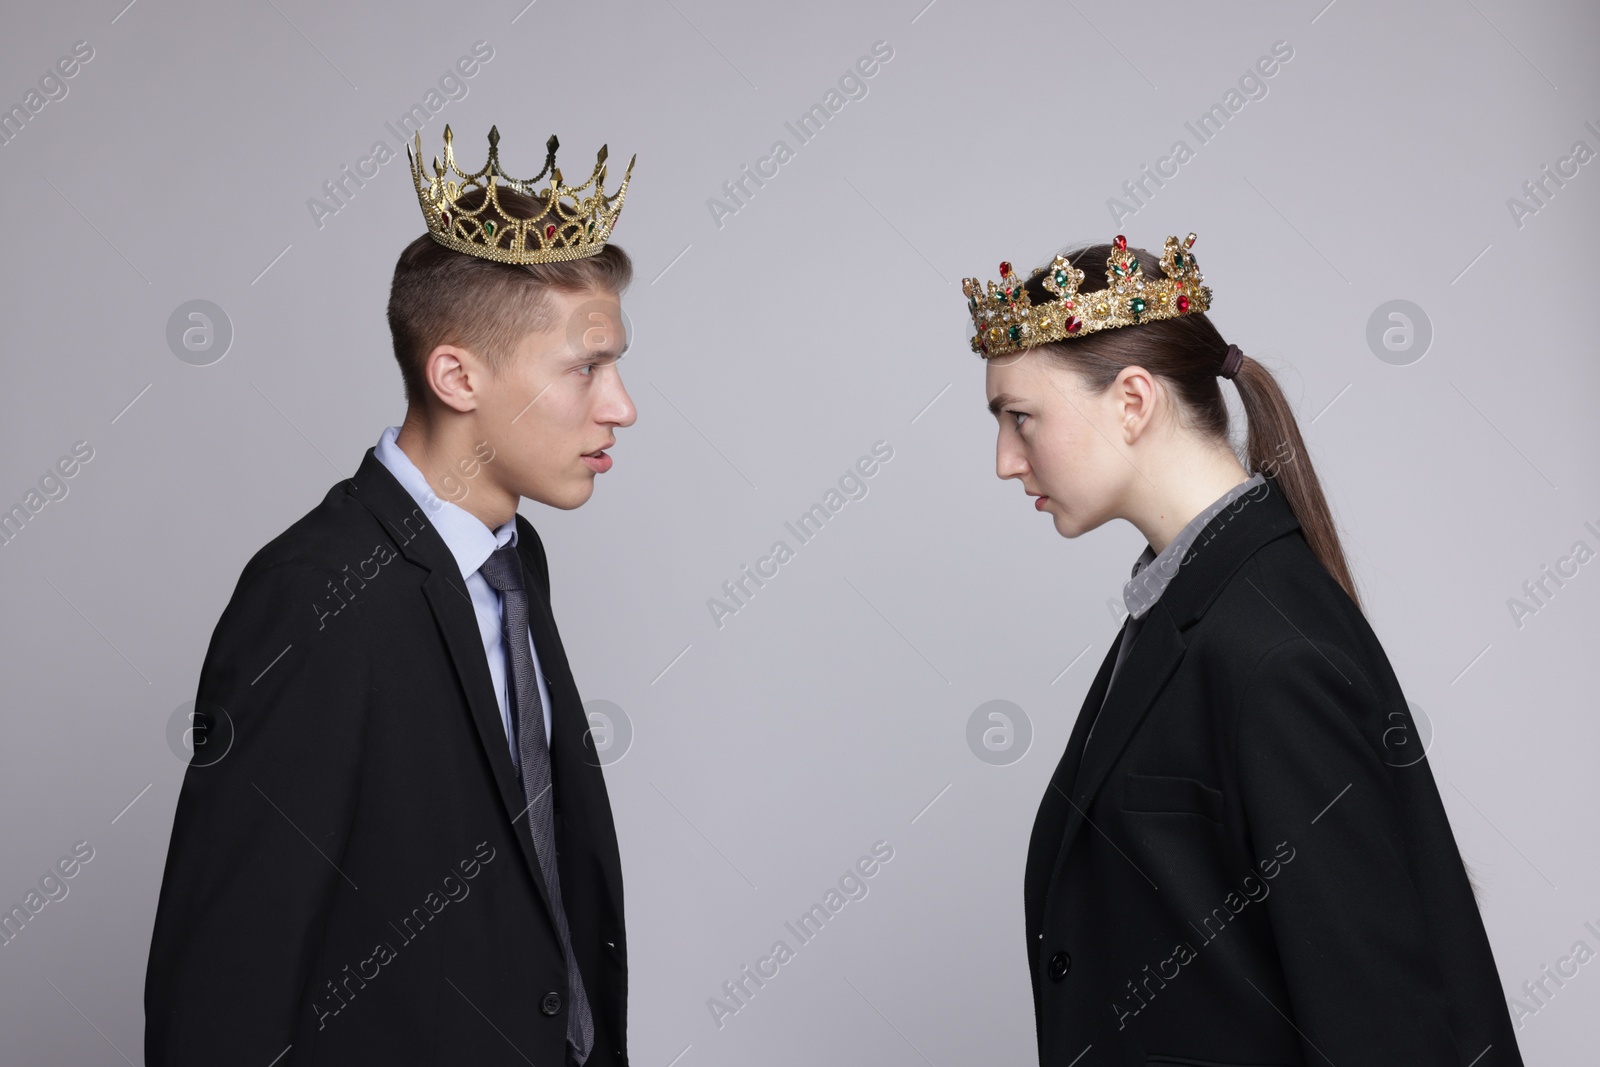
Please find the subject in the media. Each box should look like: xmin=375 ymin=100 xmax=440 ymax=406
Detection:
xmin=1017 ymin=242 xmax=1362 ymax=611
xmin=386 ymin=185 xmax=633 ymax=409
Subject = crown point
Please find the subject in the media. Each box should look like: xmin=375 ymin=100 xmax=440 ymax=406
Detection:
xmin=1113 ymin=235 xmax=1127 ymax=251
xmin=1185 ymin=232 xmax=1196 ymax=248
xmin=442 ymin=124 xmax=453 ymax=143
xmin=552 ymin=167 xmax=564 ymax=185
xmin=488 ymin=125 xmax=500 ymax=147
xmin=547 ymin=134 xmax=559 ymax=152
xmin=597 ymin=143 xmax=609 ymax=164
xmin=999 ymin=261 xmax=1012 ymax=278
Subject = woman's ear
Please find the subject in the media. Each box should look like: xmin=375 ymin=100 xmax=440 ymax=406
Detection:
xmin=1114 ymin=365 xmax=1158 ymax=444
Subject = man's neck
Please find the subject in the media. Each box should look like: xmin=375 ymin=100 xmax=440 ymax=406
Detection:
xmin=394 ymin=417 xmax=517 ymax=531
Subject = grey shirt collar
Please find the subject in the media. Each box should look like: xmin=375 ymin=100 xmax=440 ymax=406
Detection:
xmin=1123 ymin=472 xmax=1268 ymax=620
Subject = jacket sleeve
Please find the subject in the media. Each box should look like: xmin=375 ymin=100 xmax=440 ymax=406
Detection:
xmin=145 ymin=561 xmax=370 ymax=1065
xmin=1234 ymin=636 xmax=1459 ymax=1063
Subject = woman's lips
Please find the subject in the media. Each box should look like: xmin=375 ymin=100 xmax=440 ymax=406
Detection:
xmin=583 ymin=451 xmax=612 ymax=473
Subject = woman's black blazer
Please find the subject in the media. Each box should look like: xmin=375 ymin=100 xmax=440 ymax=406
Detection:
xmin=1023 ymin=474 xmax=1523 ymax=1065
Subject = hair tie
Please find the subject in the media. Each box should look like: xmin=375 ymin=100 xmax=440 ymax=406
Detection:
xmin=1219 ymin=343 xmax=1244 ymax=380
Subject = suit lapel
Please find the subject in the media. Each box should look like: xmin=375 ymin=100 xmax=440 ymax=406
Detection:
xmin=1043 ymin=606 xmax=1187 ymax=903
xmin=419 ymin=569 xmax=557 ymax=918
xmin=344 ymin=448 xmax=557 ymax=922
xmin=1024 ymin=629 xmax=1122 ymax=936
xmin=515 ymin=541 xmax=584 ymax=800
xmin=513 ymin=517 xmax=626 ymax=919
xmin=1071 ymin=607 xmax=1187 ymax=812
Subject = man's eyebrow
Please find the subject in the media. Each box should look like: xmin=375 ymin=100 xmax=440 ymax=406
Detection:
xmin=561 ymin=346 xmax=624 ymax=366
xmin=987 ymin=393 xmax=1024 ymax=418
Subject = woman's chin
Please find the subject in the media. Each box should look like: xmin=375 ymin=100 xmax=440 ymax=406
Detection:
xmin=1050 ymin=505 xmax=1100 ymax=540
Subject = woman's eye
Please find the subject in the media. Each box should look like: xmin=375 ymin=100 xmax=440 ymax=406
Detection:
xmin=1006 ymin=410 xmax=1028 ymax=427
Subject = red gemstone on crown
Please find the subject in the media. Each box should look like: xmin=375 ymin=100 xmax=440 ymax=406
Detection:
xmin=1177 ymin=295 xmax=1190 ymax=312
xmin=999 ymin=261 xmax=1012 ymax=278
xmin=1113 ymin=235 xmax=1127 ymax=251
xmin=1065 ymin=317 xmax=1081 ymax=333
xmin=546 ymin=224 xmax=557 ymax=238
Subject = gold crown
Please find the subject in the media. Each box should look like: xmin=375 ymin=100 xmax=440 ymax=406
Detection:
xmin=405 ymin=124 xmax=635 ymax=265
xmin=962 ymin=233 xmax=1212 ymax=358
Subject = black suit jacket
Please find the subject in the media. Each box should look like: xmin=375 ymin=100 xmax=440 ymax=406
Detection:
xmin=1024 ymin=475 xmax=1522 ymax=1066
xmin=145 ymin=447 xmax=628 ymax=1066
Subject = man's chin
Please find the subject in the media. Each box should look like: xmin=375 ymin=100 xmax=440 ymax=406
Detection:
xmin=520 ymin=479 xmax=596 ymax=511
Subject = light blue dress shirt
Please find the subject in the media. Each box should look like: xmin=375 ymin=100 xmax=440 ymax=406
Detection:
xmin=374 ymin=424 xmax=552 ymax=758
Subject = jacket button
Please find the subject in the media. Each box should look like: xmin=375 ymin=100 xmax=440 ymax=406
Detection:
xmin=1047 ymin=951 xmax=1071 ymax=981
xmin=541 ymin=991 xmax=562 ymax=1015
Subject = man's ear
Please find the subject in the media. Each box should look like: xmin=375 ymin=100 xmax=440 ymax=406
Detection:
xmin=1115 ymin=365 xmax=1158 ymax=444
xmin=422 ymin=343 xmax=482 ymax=414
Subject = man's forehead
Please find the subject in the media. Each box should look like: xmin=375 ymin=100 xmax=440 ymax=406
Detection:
xmin=537 ymin=287 xmax=628 ymax=362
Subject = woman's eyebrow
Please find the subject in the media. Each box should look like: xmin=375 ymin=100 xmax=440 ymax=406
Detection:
xmin=987 ymin=393 xmax=1026 ymax=417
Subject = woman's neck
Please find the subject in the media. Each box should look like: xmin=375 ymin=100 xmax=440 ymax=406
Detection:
xmin=1124 ymin=446 xmax=1253 ymax=555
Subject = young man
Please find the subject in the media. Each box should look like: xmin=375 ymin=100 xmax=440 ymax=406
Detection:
xmin=144 ymin=127 xmax=638 ymax=1065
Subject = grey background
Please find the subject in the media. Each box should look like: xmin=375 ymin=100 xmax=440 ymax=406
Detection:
xmin=2 ymin=0 xmax=1597 ymax=1063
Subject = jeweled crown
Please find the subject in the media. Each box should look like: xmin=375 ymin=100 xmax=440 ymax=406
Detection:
xmin=962 ymin=233 xmax=1212 ymax=358
xmin=406 ymin=124 xmax=635 ymax=265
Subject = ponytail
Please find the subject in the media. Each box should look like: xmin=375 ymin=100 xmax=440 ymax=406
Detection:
xmin=1231 ymin=354 xmax=1362 ymax=611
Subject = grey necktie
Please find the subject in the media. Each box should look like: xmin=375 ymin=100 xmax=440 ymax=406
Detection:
xmin=478 ymin=543 xmax=595 ymax=1065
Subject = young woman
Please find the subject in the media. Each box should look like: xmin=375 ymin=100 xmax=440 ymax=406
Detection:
xmin=966 ymin=236 xmax=1523 ymax=1065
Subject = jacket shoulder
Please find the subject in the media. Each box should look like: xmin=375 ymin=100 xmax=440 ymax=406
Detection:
xmin=240 ymin=477 xmax=393 ymax=582
xmin=1208 ymin=532 xmax=1371 ymax=653
xmin=1193 ymin=531 xmax=1400 ymax=709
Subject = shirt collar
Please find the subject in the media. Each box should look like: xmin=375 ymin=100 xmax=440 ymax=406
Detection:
xmin=374 ymin=425 xmax=516 ymax=582
xmin=1123 ymin=471 xmax=1267 ymax=620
